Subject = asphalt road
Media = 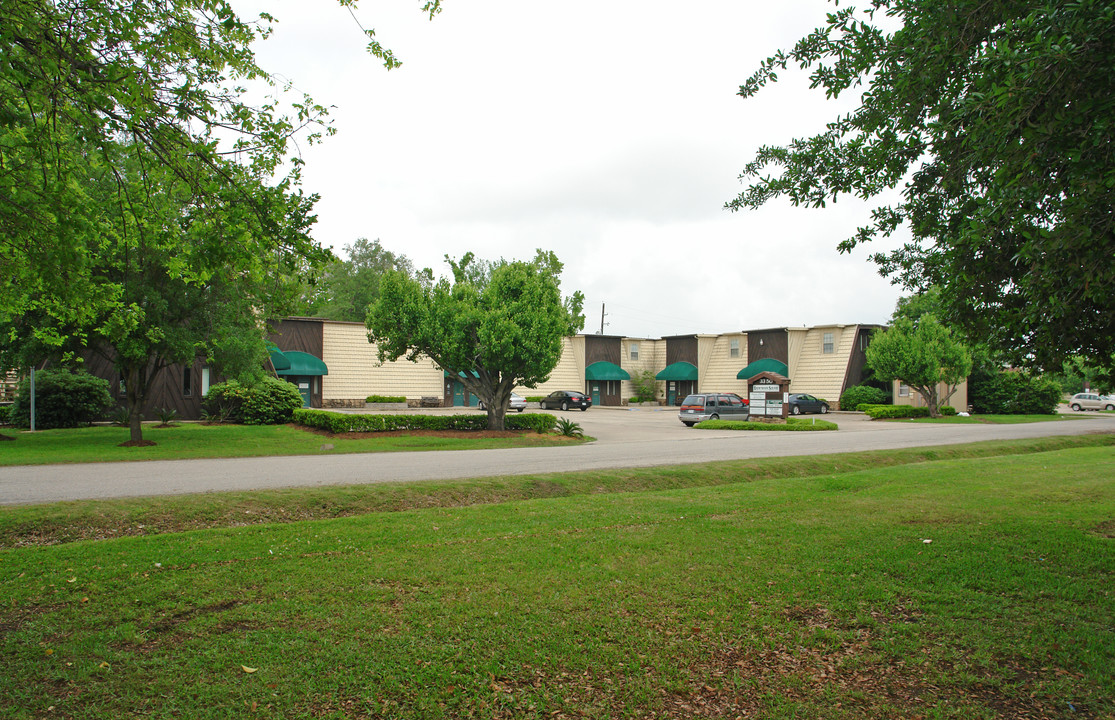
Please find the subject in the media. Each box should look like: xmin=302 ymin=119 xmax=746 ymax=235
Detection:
xmin=1 ymin=408 xmax=1112 ymax=505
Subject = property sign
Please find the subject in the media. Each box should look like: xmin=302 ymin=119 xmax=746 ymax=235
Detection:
xmin=747 ymin=372 xmax=789 ymax=419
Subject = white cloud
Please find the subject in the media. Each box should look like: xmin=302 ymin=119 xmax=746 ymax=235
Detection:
xmin=234 ymin=0 xmax=907 ymax=338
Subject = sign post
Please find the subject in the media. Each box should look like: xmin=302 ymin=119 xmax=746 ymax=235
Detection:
xmin=747 ymin=371 xmax=790 ymax=421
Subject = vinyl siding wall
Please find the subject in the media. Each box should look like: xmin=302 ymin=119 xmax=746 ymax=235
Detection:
xmin=698 ymin=333 xmax=748 ymax=395
xmin=322 ymin=322 xmax=443 ymax=403
xmin=787 ymin=325 xmax=859 ymax=402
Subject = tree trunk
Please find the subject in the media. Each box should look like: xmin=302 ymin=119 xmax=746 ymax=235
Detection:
xmin=486 ymin=404 xmax=506 ymax=432
xmin=126 ymin=374 xmax=147 ymax=443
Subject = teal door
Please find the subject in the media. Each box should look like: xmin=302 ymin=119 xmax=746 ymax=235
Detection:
xmin=296 ymin=379 xmax=312 ymax=408
xmin=452 ymin=381 xmax=466 ymax=406
xmin=590 ymin=384 xmax=601 ymax=405
xmin=667 ymin=382 xmax=677 ymax=405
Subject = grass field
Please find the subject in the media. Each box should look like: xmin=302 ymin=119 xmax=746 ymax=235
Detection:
xmin=1 ymin=435 xmax=1112 ymax=719
xmin=899 ymin=414 xmax=1083 ymax=425
xmin=0 ymin=422 xmax=583 ymax=467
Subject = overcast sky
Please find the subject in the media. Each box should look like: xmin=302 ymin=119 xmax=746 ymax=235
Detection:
xmin=236 ymin=0 xmax=908 ymax=338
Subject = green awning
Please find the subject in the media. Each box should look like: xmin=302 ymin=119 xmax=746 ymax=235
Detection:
xmin=656 ymin=361 xmax=698 ymax=381
xmin=268 ymin=348 xmax=292 ymax=372
xmin=585 ymin=361 xmax=631 ymax=381
xmin=443 ymin=369 xmax=480 ymax=378
xmin=736 ymin=358 xmax=788 ymax=379
xmin=275 ymin=350 xmax=328 ymax=376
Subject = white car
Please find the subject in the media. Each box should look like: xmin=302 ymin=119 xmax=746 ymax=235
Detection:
xmin=478 ymin=392 xmax=527 ymax=412
xmin=1068 ymin=393 xmax=1115 ymax=411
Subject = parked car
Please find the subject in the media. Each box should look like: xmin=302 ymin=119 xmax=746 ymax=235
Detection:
xmin=1068 ymin=392 xmax=1115 ymax=411
xmin=539 ymin=390 xmax=591 ymax=411
xmin=477 ymin=392 xmax=527 ymax=412
xmin=678 ymin=393 xmax=749 ymax=426
xmin=787 ymin=393 xmax=829 ymax=415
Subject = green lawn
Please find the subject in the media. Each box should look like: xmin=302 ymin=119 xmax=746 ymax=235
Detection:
xmin=1 ymin=436 xmax=1112 ymax=719
xmin=0 ymin=422 xmax=583 ymax=466
xmin=898 ymin=413 xmax=1084 ymax=424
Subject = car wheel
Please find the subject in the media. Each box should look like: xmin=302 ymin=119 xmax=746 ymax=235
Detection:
xmin=561 ymin=401 xmax=569 ymax=411
xmin=791 ymin=405 xmax=801 ymax=415
xmin=820 ymin=404 xmax=828 ymax=414
xmin=1071 ymin=403 xmax=1082 ymax=411
xmin=478 ymin=401 xmax=485 ymax=410
xmin=517 ymin=407 xmax=525 ymax=412
xmin=710 ymin=413 xmax=719 ymax=421
xmin=683 ymin=422 xmax=695 ymax=427
xmin=1106 ymin=405 xmax=1115 ymax=411
xmin=581 ymin=406 xmax=588 ymax=411
xmin=539 ymin=401 xmax=546 ymax=409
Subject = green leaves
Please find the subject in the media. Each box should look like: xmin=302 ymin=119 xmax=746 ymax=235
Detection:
xmin=730 ymin=0 xmax=1115 ymax=381
xmin=366 ymin=250 xmax=584 ymax=430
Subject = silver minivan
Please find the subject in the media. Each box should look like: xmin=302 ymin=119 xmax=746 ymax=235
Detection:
xmin=678 ymin=393 xmax=750 ymax=426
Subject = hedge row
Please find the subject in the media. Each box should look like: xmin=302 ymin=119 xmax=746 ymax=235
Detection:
xmin=293 ymin=409 xmax=557 ymax=434
xmin=861 ymin=404 xmax=957 ymax=418
xmin=365 ymin=395 xmax=407 ymax=403
xmin=695 ymin=418 xmax=838 ymax=431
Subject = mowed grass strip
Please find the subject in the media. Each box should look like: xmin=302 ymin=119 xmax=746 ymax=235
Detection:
xmin=897 ymin=413 xmax=1090 ymax=424
xmin=0 ymin=422 xmax=583 ymax=467
xmin=1 ymin=441 xmax=1112 ymax=719
xmin=3 ymin=435 xmax=1112 ymax=548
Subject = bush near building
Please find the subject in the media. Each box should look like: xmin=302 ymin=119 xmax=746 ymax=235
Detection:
xmin=970 ymin=371 xmax=1061 ymax=415
xmin=839 ymin=384 xmax=889 ymax=410
xmin=202 ymin=377 xmax=303 ymax=425
xmin=9 ymin=369 xmax=113 ymax=429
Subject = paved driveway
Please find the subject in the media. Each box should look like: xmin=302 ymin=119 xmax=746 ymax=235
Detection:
xmin=1 ymin=408 xmax=1111 ymax=505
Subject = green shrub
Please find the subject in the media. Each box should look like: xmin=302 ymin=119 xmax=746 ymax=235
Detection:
xmin=554 ymin=418 xmax=584 ymax=437
xmin=695 ymin=417 xmax=838 ymax=431
xmin=0 ymin=404 xmax=10 ymax=425
xmin=863 ymin=405 xmax=932 ymax=419
xmin=365 ymin=395 xmax=407 ymax=403
xmin=839 ymin=384 xmax=889 ymax=410
xmin=970 ymin=371 xmax=1060 ymax=414
xmin=292 ymin=409 xmax=557 ymax=434
xmin=203 ymin=377 xmax=303 ymax=425
xmin=9 ymin=369 xmax=113 ymax=429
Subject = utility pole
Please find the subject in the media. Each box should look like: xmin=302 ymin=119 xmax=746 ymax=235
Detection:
xmin=599 ymin=303 xmax=609 ymax=335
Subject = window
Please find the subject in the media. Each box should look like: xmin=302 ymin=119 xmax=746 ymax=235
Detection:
xmin=898 ymin=383 xmax=910 ymax=397
xmin=822 ymin=332 xmax=834 ymax=354
xmin=629 ymin=342 xmax=639 ymax=361
xmin=182 ymin=368 xmax=192 ymax=398
xmin=119 ymin=373 xmax=126 ymax=396
xmin=201 ymin=367 xmax=211 ymax=397
xmin=730 ymin=339 xmax=740 ymax=358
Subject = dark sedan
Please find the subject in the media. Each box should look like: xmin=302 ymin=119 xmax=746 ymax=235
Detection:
xmin=787 ymin=393 xmax=829 ymax=415
xmin=539 ymin=390 xmax=592 ymax=411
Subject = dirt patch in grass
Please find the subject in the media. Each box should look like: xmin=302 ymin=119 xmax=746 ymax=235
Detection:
xmin=652 ymin=605 xmax=1064 ymax=719
xmin=1092 ymin=519 xmax=1115 ymax=539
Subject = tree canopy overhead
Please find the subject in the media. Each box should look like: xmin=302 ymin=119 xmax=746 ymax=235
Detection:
xmin=366 ymin=250 xmax=585 ymax=430
xmin=728 ymin=0 xmax=1115 ymax=382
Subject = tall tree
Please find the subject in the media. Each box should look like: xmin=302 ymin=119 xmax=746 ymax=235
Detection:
xmin=866 ymin=314 xmax=972 ymax=417
xmin=300 ymin=238 xmax=413 ymax=322
xmin=728 ymin=0 xmax=1115 ymax=383
xmin=366 ymin=250 xmax=585 ymax=431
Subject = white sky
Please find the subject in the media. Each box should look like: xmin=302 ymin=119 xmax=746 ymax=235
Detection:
xmin=237 ymin=0 xmax=907 ymax=338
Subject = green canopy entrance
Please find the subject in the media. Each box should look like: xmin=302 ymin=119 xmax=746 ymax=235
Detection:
xmin=736 ymin=358 xmax=788 ymax=379
xmin=585 ymin=361 xmax=631 ymax=381
xmin=656 ymin=361 xmax=698 ymax=381
xmin=274 ymin=350 xmax=328 ymax=376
